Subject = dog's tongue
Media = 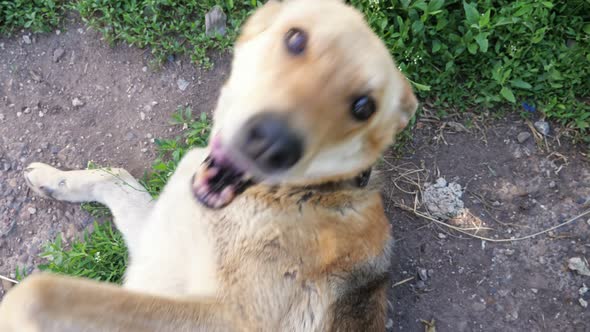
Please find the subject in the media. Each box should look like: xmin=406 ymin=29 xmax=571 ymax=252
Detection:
xmin=192 ymin=141 xmax=254 ymax=209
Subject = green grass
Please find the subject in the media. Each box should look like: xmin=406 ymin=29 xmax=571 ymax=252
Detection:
xmin=38 ymin=222 xmax=128 ymax=283
xmin=0 ymin=0 xmax=66 ymax=34
xmin=142 ymin=107 xmax=211 ymax=197
xmin=72 ymin=0 xmax=257 ymax=67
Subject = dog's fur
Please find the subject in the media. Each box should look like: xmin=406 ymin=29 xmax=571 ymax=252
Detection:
xmin=0 ymin=0 xmax=417 ymax=330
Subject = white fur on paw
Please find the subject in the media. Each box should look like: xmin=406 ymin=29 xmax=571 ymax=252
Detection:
xmin=23 ymin=162 xmax=64 ymax=199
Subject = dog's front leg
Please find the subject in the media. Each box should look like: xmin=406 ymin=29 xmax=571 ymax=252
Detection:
xmin=0 ymin=274 xmax=241 ymax=332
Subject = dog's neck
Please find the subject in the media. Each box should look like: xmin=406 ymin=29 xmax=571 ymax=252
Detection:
xmin=302 ymin=167 xmax=373 ymax=191
xmin=255 ymin=167 xmax=373 ymax=195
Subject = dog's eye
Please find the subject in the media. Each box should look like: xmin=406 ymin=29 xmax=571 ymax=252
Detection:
xmin=285 ymin=28 xmax=307 ymax=55
xmin=351 ymin=96 xmax=376 ymax=121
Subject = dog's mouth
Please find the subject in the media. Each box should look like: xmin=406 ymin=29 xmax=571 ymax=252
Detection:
xmin=192 ymin=140 xmax=255 ymax=209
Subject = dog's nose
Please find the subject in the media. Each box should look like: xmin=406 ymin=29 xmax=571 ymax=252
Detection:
xmin=241 ymin=114 xmax=303 ymax=172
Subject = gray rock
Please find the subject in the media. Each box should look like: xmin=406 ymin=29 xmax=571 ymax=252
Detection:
xmin=27 ymin=207 xmax=37 ymax=215
xmin=53 ymin=47 xmax=65 ymax=62
xmin=422 ymin=178 xmax=465 ymax=220
xmin=125 ymin=131 xmax=137 ymax=141
xmin=22 ymin=35 xmax=31 ymax=44
xmin=568 ymin=257 xmax=590 ymax=276
xmin=0 ymin=218 xmax=16 ymax=237
xmin=177 ymin=78 xmax=190 ymax=91
xmin=0 ymin=114 xmax=4 ymax=121
xmin=205 ymin=6 xmax=227 ymax=36
xmin=472 ymin=301 xmax=486 ymax=312
xmin=415 ymin=280 xmax=426 ymax=290
xmin=517 ymin=131 xmax=531 ymax=143
xmin=534 ymin=120 xmax=550 ymax=136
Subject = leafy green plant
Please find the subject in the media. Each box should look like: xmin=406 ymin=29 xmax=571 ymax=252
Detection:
xmin=14 ymin=265 xmax=28 ymax=281
xmin=71 ymin=0 xmax=257 ymax=67
xmin=0 ymin=0 xmax=65 ymax=35
xmin=142 ymin=106 xmax=211 ymax=196
xmin=39 ymin=221 xmax=128 ymax=283
xmin=349 ymin=0 xmax=590 ymax=137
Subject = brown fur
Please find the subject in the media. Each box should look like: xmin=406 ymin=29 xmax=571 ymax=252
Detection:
xmin=0 ymin=0 xmax=417 ymax=331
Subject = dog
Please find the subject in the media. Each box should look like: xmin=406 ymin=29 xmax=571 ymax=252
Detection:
xmin=0 ymin=0 xmax=417 ymax=330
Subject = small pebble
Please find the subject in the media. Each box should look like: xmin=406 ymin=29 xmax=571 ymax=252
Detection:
xmin=549 ymin=181 xmax=556 ymax=189
xmin=579 ymin=284 xmax=588 ymax=296
xmin=22 ymin=35 xmax=31 ymax=44
xmin=140 ymin=112 xmax=146 ymax=121
xmin=177 ymin=78 xmax=190 ymax=91
xmin=385 ymin=319 xmax=393 ymax=329
xmin=472 ymin=301 xmax=486 ymax=312
xmin=417 ymin=268 xmax=428 ymax=281
xmin=53 ymin=47 xmax=65 ymax=62
xmin=580 ymin=298 xmax=588 ymax=308
xmin=72 ymin=98 xmax=84 ymax=107
xmin=27 ymin=207 xmax=37 ymax=215
xmin=517 ymin=132 xmax=531 ymax=143
xmin=534 ymin=120 xmax=550 ymax=136
xmin=438 ymin=233 xmax=447 ymax=239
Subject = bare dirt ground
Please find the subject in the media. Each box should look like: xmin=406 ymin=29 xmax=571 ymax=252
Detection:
xmin=1 ymin=21 xmax=589 ymax=331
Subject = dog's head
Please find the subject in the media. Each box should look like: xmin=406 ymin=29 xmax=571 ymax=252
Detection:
xmin=193 ymin=0 xmax=418 ymax=208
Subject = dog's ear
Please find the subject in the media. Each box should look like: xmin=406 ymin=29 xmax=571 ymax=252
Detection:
xmin=237 ymin=1 xmax=283 ymax=44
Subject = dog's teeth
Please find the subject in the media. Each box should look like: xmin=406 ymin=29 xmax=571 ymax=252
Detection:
xmin=196 ymin=185 xmax=209 ymax=198
xmin=220 ymin=186 xmax=235 ymax=203
xmin=204 ymin=166 xmax=219 ymax=179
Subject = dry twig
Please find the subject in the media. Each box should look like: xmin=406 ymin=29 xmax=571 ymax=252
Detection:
xmin=0 ymin=274 xmax=18 ymax=285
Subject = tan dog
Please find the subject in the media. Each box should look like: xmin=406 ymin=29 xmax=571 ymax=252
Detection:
xmin=0 ymin=0 xmax=417 ymax=330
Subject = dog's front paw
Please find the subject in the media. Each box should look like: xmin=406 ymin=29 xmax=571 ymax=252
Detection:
xmin=23 ymin=162 xmax=65 ymax=199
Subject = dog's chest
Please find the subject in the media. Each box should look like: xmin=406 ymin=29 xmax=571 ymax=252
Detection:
xmin=123 ymin=192 xmax=288 ymax=297
xmin=123 ymin=184 xmax=225 ymax=297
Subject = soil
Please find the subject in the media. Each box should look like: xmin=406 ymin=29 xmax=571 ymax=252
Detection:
xmin=1 ymin=21 xmax=589 ymax=331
